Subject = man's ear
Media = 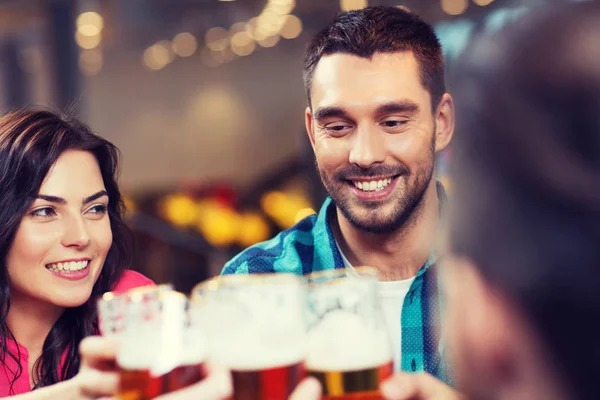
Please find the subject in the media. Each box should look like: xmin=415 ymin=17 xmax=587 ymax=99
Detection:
xmin=305 ymin=106 xmax=316 ymax=151
xmin=434 ymin=93 xmax=455 ymax=153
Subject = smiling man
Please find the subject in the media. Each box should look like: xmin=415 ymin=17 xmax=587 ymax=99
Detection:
xmin=223 ymin=5 xmax=455 ymax=389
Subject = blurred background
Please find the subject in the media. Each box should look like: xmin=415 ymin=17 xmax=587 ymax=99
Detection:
xmin=0 ymin=0 xmax=577 ymax=291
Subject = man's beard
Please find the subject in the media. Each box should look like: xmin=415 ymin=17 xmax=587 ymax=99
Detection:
xmin=317 ymin=141 xmax=435 ymax=234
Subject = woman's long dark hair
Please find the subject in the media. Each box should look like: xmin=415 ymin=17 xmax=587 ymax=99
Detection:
xmin=0 ymin=109 xmax=131 ymax=392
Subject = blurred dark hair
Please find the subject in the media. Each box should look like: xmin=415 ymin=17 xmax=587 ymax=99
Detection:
xmin=0 ymin=109 xmax=131 ymax=392
xmin=303 ymin=6 xmax=446 ymax=111
xmin=450 ymin=3 xmax=600 ymax=398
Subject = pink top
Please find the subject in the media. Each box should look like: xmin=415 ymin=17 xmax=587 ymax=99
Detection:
xmin=0 ymin=270 xmax=155 ymax=396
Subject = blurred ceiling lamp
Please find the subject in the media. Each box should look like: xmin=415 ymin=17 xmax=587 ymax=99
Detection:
xmin=340 ymin=0 xmax=368 ymax=11
xmin=172 ymin=32 xmax=198 ymax=57
xmin=265 ymin=0 xmax=296 ymax=15
xmin=161 ymin=195 xmax=197 ymax=227
xmin=143 ymin=42 xmax=172 ymax=70
xmin=76 ymin=11 xmax=104 ymax=32
xmin=280 ymin=15 xmax=302 ymax=39
xmin=197 ymin=205 xmax=240 ymax=247
xmin=257 ymin=11 xmax=285 ymax=37
xmin=156 ymin=40 xmax=175 ymax=63
xmin=257 ymin=34 xmax=280 ymax=48
xmin=473 ymin=0 xmax=494 ymax=5
xmin=294 ymin=208 xmax=316 ymax=224
xmin=231 ymin=32 xmax=256 ymax=56
xmin=75 ymin=31 xmax=102 ymax=49
xmin=232 ymin=43 xmax=255 ymax=57
xmin=216 ymin=47 xmax=236 ymax=62
xmin=200 ymin=47 xmax=223 ymax=68
xmin=206 ymin=27 xmax=229 ymax=52
xmin=231 ymin=31 xmax=253 ymax=47
xmin=261 ymin=190 xmax=313 ymax=229
xmin=247 ymin=17 xmax=259 ymax=39
xmin=78 ymin=23 xmax=101 ymax=37
xmin=441 ymin=0 xmax=468 ymax=15
xmin=230 ymin=22 xmax=251 ymax=35
xmin=237 ymin=212 xmax=270 ymax=248
xmin=261 ymin=191 xmax=287 ymax=213
xmin=79 ymin=49 xmax=103 ymax=76
xmin=252 ymin=29 xmax=268 ymax=42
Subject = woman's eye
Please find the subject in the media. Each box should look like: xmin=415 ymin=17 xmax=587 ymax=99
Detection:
xmin=87 ymin=205 xmax=108 ymax=215
xmin=30 ymin=207 xmax=57 ymax=218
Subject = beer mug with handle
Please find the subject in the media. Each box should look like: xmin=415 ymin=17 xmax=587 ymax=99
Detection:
xmin=192 ymin=273 xmax=308 ymax=400
xmin=305 ymin=267 xmax=394 ymax=400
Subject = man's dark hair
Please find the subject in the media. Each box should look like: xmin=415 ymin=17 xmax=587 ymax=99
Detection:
xmin=303 ymin=6 xmax=446 ymax=111
xmin=450 ymin=3 xmax=600 ymax=399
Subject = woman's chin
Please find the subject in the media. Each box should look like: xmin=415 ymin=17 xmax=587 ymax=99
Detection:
xmin=50 ymin=289 xmax=94 ymax=309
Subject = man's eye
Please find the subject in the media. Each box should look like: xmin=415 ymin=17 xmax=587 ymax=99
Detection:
xmin=382 ymin=120 xmax=408 ymax=128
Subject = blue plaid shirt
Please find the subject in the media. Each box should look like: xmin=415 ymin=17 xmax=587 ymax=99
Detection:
xmin=222 ymin=188 xmax=452 ymax=385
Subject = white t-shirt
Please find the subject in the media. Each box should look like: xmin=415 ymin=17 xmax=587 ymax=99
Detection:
xmin=337 ymin=243 xmax=415 ymax=372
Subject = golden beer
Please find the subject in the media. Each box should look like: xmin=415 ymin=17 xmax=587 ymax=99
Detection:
xmin=308 ymin=361 xmax=394 ymax=400
xmin=118 ymin=368 xmax=161 ymax=400
xmin=113 ymin=290 xmax=207 ymax=399
xmin=193 ymin=274 xmax=308 ymax=400
xmin=305 ymin=268 xmax=395 ymax=400
xmin=117 ymin=362 xmax=207 ymax=400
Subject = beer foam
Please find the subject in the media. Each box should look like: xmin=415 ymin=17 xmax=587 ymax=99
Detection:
xmin=200 ymin=293 xmax=307 ymax=371
xmin=209 ymin=331 xmax=307 ymax=371
xmin=181 ymin=331 xmax=208 ymax=366
xmin=305 ymin=310 xmax=392 ymax=372
xmin=117 ymin=334 xmax=157 ymax=370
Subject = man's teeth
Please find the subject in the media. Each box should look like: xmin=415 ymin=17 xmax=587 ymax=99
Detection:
xmin=46 ymin=260 xmax=89 ymax=272
xmin=353 ymin=177 xmax=393 ymax=192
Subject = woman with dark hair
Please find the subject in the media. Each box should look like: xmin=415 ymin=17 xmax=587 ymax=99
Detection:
xmin=0 ymin=109 xmax=153 ymax=397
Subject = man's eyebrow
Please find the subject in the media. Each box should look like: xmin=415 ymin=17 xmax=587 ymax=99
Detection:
xmin=313 ymin=106 xmax=349 ymax=121
xmin=375 ymin=101 xmax=420 ymax=115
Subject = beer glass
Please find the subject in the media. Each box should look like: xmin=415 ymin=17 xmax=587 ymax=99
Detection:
xmin=97 ymin=284 xmax=173 ymax=337
xmin=192 ymin=274 xmax=307 ymax=400
xmin=98 ymin=285 xmax=207 ymax=400
xmin=305 ymin=267 xmax=394 ymax=399
xmin=97 ymin=284 xmax=173 ymax=374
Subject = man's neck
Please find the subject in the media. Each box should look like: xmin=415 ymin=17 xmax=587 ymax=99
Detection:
xmin=333 ymin=179 xmax=441 ymax=281
xmin=6 ymin=291 xmax=64 ymax=355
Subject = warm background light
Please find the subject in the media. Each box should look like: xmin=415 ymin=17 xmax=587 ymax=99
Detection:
xmin=473 ymin=0 xmax=495 ymax=6
xmin=441 ymin=0 xmax=468 ymax=15
xmin=172 ymin=32 xmax=198 ymax=57
xmin=280 ymin=15 xmax=302 ymax=39
xmin=257 ymin=34 xmax=280 ymax=48
xmin=340 ymin=0 xmax=368 ymax=12
xmin=205 ymin=27 xmax=229 ymax=52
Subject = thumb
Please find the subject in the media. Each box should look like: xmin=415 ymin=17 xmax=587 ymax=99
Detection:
xmin=289 ymin=377 xmax=321 ymax=400
xmin=380 ymin=372 xmax=422 ymax=400
xmin=381 ymin=372 xmax=456 ymax=400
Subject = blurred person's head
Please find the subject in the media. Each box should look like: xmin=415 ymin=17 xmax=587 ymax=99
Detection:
xmin=444 ymin=3 xmax=600 ymax=399
xmin=0 ymin=109 xmax=131 ymax=389
xmin=303 ymin=6 xmax=454 ymax=233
